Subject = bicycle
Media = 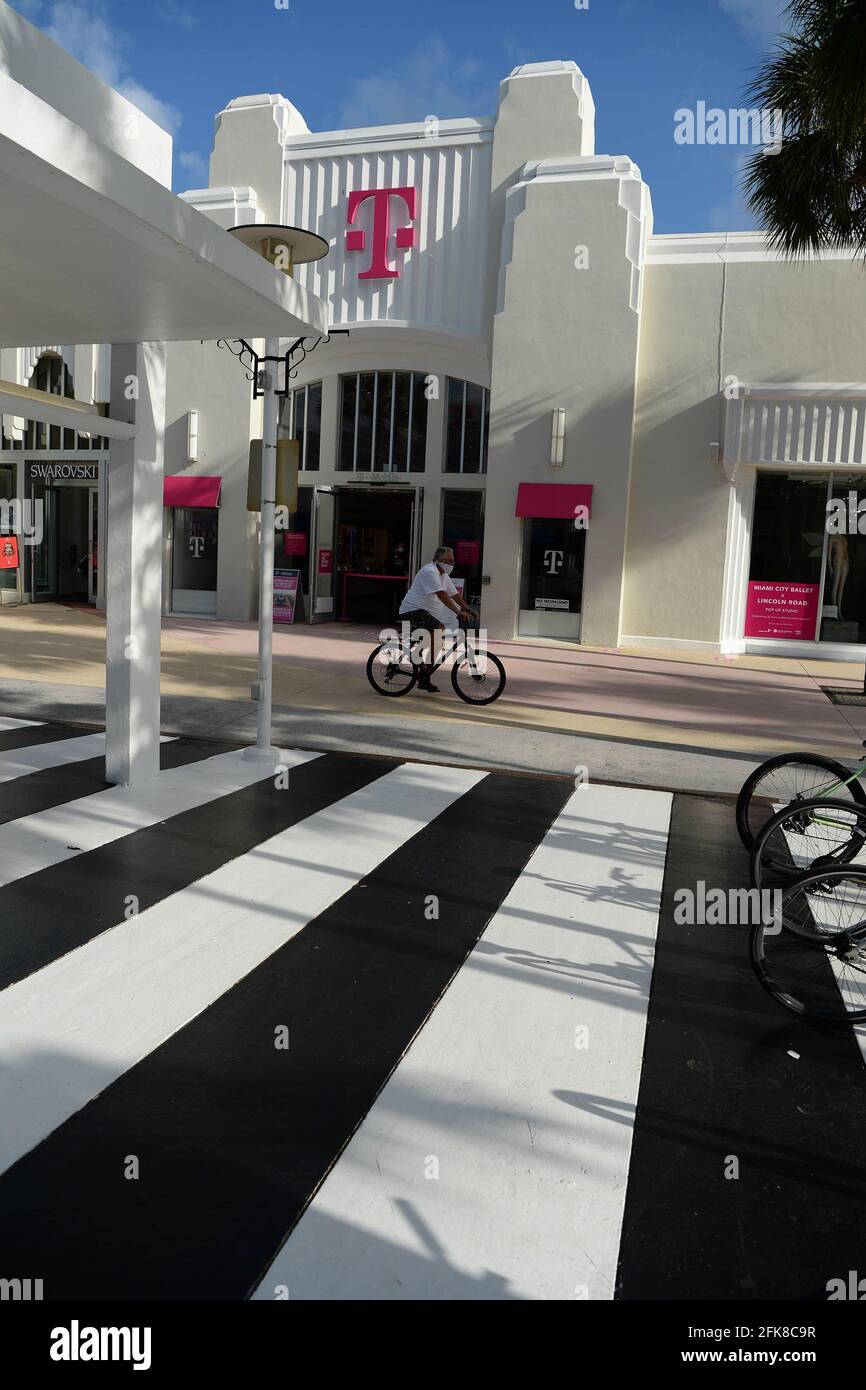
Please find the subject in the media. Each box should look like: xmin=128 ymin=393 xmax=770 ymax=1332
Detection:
xmin=751 ymin=864 xmax=866 ymax=1023
xmin=750 ymin=797 xmax=866 ymax=892
xmin=736 ymin=744 xmax=866 ymax=851
xmin=366 ymin=615 xmax=507 ymax=707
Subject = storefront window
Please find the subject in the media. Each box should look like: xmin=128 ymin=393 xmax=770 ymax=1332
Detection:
xmin=746 ymin=473 xmax=827 ymax=642
xmin=277 ymin=486 xmax=312 ymax=620
xmin=442 ymin=490 xmax=485 ymax=609
xmin=0 ymin=463 xmax=17 ymax=594
xmin=171 ymin=507 xmax=219 ymax=616
xmin=338 ymin=371 xmax=428 ymax=473
xmin=518 ymin=517 xmax=586 ymax=641
xmin=444 ymin=379 xmax=489 ymax=474
xmin=820 ymin=475 xmax=866 ymax=644
xmin=290 ymin=383 xmax=322 ymax=472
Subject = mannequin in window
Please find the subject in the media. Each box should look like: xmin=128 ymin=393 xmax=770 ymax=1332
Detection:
xmin=828 ymin=534 xmax=850 ymax=619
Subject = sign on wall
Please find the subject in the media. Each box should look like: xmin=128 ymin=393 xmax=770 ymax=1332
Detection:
xmin=27 ymin=462 xmax=99 ymax=483
xmin=346 ymin=187 xmax=418 ymax=280
xmin=744 ymin=582 xmax=820 ymax=641
xmin=318 ymin=548 xmax=334 ymax=575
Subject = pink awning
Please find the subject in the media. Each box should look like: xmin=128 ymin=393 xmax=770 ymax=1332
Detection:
xmin=163 ymin=475 xmax=222 ymax=508
xmin=516 ymin=483 xmax=593 ymax=519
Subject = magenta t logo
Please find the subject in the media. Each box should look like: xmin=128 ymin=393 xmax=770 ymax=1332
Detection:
xmin=346 ymin=187 xmax=418 ymax=280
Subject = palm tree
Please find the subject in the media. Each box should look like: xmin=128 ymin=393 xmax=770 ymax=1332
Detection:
xmin=743 ymin=0 xmax=866 ymax=255
xmin=743 ymin=1 xmax=866 ymax=689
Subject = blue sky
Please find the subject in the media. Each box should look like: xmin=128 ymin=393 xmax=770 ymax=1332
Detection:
xmin=14 ymin=0 xmax=790 ymax=233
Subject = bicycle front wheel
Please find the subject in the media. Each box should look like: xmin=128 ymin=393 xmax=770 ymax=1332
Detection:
xmin=451 ymin=651 xmax=506 ymax=706
xmin=751 ymin=797 xmax=866 ymax=892
xmin=736 ymin=753 xmax=865 ymax=852
xmin=751 ymin=866 xmax=866 ymax=1023
xmin=366 ymin=643 xmax=418 ymax=698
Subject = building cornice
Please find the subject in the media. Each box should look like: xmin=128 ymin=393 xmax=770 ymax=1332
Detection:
xmin=647 ymin=232 xmax=858 ymax=264
xmin=282 ymin=117 xmax=494 ymax=161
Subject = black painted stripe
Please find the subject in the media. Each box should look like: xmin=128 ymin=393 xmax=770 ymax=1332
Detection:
xmin=0 ymin=771 xmax=570 ymax=1300
xmin=0 ymin=734 xmax=224 ymax=829
xmin=0 ymin=724 xmax=86 ymax=754
xmin=616 ymin=794 xmax=866 ymax=1301
xmin=0 ymin=750 xmax=394 ymax=992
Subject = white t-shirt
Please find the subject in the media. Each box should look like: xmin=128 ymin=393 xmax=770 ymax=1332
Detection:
xmin=400 ymin=562 xmax=459 ymax=629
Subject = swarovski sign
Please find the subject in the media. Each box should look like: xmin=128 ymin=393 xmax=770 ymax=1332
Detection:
xmin=346 ymin=187 xmax=418 ymax=280
xmin=27 ymin=462 xmax=99 ymax=482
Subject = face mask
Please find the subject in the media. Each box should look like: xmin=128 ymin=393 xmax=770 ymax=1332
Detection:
xmin=439 ymin=563 xmax=454 ymax=576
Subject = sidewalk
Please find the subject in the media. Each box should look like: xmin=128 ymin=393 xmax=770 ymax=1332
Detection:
xmin=0 ymin=603 xmax=864 ymax=792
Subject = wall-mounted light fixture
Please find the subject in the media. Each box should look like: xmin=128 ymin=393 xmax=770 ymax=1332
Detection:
xmin=551 ymin=408 xmax=566 ymax=467
xmin=187 ymin=408 xmax=199 ymax=463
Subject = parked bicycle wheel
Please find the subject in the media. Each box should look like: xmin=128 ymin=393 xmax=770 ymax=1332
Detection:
xmin=366 ymin=643 xmax=418 ymax=698
xmin=451 ymin=651 xmax=506 ymax=706
xmin=750 ymin=797 xmax=866 ymax=892
xmin=751 ymin=865 xmax=866 ymax=1023
xmin=735 ymin=752 xmax=866 ymax=852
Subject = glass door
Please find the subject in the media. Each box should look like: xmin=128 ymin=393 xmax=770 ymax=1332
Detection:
xmin=87 ymin=487 xmax=99 ymax=605
xmin=410 ymin=486 xmax=424 ymax=575
xmin=29 ymin=482 xmax=57 ymax=601
xmin=310 ymin=486 xmax=336 ymax=623
xmin=518 ymin=516 xmax=586 ymax=640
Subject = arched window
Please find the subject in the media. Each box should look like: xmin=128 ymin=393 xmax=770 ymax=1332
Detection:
xmin=24 ymin=354 xmax=105 ymax=452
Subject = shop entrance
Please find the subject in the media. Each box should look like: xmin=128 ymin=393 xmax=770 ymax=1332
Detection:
xmin=27 ymin=463 xmax=100 ymax=604
xmin=335 ymin=487 xmax=418 ymax=623
xmin=291 ymin=485 xmax=422 ymax=625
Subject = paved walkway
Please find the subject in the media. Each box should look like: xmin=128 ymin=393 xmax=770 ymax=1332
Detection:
xmin=0 ymin=604 xmax=865 ymax=792
xmin=1 ymin=717 xmax=864 ymax=1301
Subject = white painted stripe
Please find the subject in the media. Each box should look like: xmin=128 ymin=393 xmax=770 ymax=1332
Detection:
xmin=0 ymin=762 xmax=485 ymax=1177
xmin=252 ymin=783 xmax=672 ymax=1303
xmin=0 ymin=717 xmax=44 ymax=732
xmin=0 ymin=732 xmax=170 ymax=786
xmin=0 ymin=747 xmax=319 ymax=889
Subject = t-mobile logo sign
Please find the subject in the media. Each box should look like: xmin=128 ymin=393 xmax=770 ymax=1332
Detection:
xmin=346 ymin=188 xmax=418 ymax=280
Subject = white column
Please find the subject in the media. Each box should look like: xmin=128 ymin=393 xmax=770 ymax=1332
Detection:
xmin=105 ymin=342 xmax=166 ymax=786
xmin=246 ymin=336 xmax=281 ymax=759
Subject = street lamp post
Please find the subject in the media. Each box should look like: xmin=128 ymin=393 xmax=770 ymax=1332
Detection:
xmin=225 ymin=223 xmax=330 ymax=760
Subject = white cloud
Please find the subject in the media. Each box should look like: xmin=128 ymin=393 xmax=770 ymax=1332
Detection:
xmin=156 ymin=0 xmax=198 ymax=30
xmin=717 ymin=0 xmax=787 ymax=41
xmin=177 ymin=149 xmax=209 ymax=184
xmin=27 ymin=0 xmax=181 ymax=135
xmin=337 ymin=39 xmax=490 ymax=129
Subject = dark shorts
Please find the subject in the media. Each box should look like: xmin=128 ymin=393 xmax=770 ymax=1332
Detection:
xmin=400 ymin=609 xmax=442 ymax=634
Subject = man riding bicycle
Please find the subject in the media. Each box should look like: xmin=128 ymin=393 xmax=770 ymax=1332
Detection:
xmin=399 ymin=547 xmax=475 ymax=693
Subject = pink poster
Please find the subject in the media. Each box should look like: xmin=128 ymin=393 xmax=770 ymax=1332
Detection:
xmin=455 ymin=540 xmax=481 ymax=566
xmin=285 ymin=532 xmax=308 ymax=558
xmin=274 ymin=569 xmax=300 ymax=624
xmin=744 ymin=582 xmax=820 ymax=641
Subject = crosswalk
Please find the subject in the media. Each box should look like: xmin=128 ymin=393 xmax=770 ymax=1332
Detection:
xmin=0 ymin=717 xmax=865 ymax=1301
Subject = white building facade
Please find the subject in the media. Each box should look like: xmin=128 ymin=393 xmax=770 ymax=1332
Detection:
xmin=8 ymin=57 xmax=866 ymax=659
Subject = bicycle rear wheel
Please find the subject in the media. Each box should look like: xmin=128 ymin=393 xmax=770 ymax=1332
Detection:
xmin=736 ymin=753 xmax=865 ymax=852
xmin=751 ymin=797 xmax=866 ymax=892
xmin=751 ymin=866 xmax=866 ymax=1023
xmin=366 ymin=643 xmax=418 ymax=697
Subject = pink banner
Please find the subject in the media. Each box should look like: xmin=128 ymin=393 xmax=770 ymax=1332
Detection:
xmin=744 ymin=582 xmax=820 ymax=641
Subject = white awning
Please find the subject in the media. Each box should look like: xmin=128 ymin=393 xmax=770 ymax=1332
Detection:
xmin=0 ymin=69 xmax=328 ymax=348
